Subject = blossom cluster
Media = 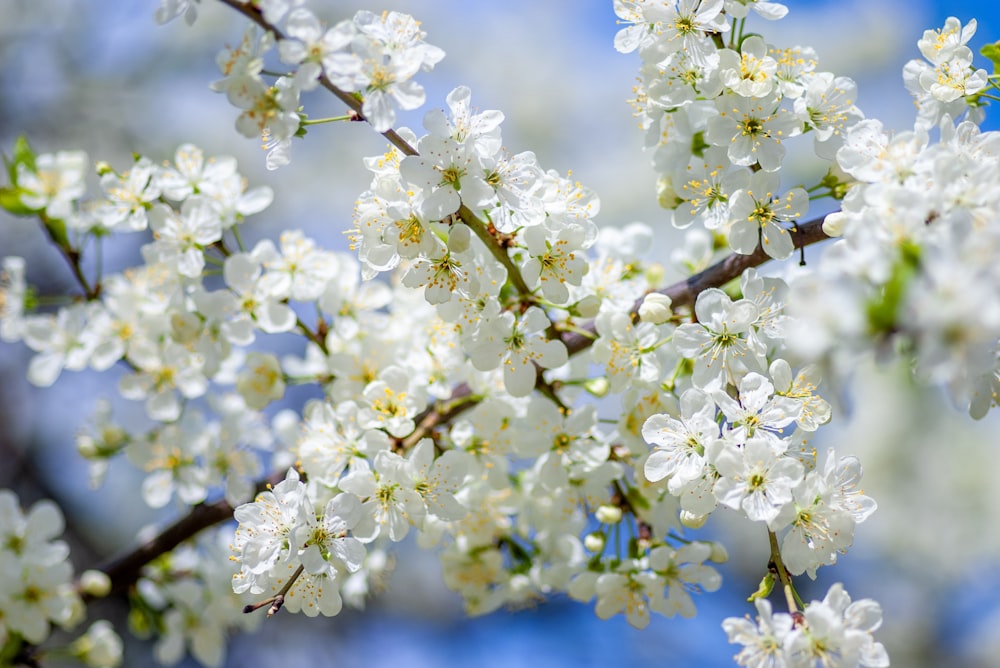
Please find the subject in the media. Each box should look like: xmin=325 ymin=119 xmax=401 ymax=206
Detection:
xmin=787 ymin=19 xmax=1000 ymax=417
xmin=207 ymin=3 xmax=444 ymax=167
xmin=723 ymin=583 xmax=888 ymax=668
xmin=3 ymin=0 xmax=999 ymax=666
xmin=617 ymin=0 xmax=832 ymax=260
xmin=0 ymin=490 xmax=123 ymax=667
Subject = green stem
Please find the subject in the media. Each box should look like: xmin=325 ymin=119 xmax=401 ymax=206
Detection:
xmin=457 ymin=204 xmax=533 ymax=298
xmin=767 ymin=529 xmax=799 ymax=614
xmin=301 ymin=114 xmax=357 ymax=126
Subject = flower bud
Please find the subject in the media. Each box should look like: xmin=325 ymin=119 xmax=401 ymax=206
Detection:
xmin=656 ymin=175 xmax=680 ymax=209
xmin=679 ymin=510 xmax=707 ymax=529
xmin=583 ymin=376 xmax=610 ymax=398
xmin=595 ymin=504 xmax=623 ymax=524
xmin=80 ymin=570 xmax=112 ymax=598
xmin=448 ymin=222 xmax=472 ymax=253
xmin=70 ymin=620 xmax=124 ymax=668
xmin=573 ymin=294 xmax=601 ymax=318
xmin=584 ymin=531 xmax=606 ymax=553
xmin=707 ymin=542 xmax=729 ymax=563
xmin=77 ymin=434 xmax=99 ymax=459
xmin=644 ymin=262 xmax=665 ymax=288
xmin=823 ymin=211 xmax=847 ymax=237
xmin=638 ymin=292 xmax=672 ymax=324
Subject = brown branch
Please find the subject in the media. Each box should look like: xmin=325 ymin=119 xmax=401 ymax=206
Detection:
xmin=217 ymin=0 xmax=417 ymax=157
xmin=73 ymin=3 xmax=834 ymax=612
xmin=82 ymin=499 xmax=233 ymax=601
xmin=82 ymin=473 xmax=283 ymax=601
xmin=562 ymin=216 xmax=830 ymax=356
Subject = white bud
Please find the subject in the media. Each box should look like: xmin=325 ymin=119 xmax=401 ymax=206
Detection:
xmin=638 ymin=292 xmax=673 ymax=324
xmin=80 ymin=570 xmax=112 ymax=598
xmin=448 ymin=223 xmax=472 ymax=253
xmin=76 ymin=434 xmax=98 ymax=459
xmin=822 ymin=211 xmax=846 ymax=237
xmin=584 ymin=531 xmax=606 ymax=553
xmin=707 ymin=542 xmax=729 ymax=563
xmin=574 ymin=294 xmax=602 ymax=318
xmin=657 ymin=175 xmax=678 ymax=209
xmin=680 ymin=510 xmax=708 ymax=528
xmin=595 ymin=505 xmax=623 ymax=524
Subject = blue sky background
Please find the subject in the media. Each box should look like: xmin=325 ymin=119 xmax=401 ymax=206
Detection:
xmin=3 ymin=2 xmax=1000 ymax=667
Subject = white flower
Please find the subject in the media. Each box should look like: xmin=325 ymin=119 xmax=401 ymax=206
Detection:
xmin=643 ymin=388 xmax=718 ymax=494
xmin=96 ymin=156 xmax=161 ymax=231
xmin=70 ymin=620 xmax=124 ymax=668
xmin=236 ymin=352 xmax=286 ymax=410
xmin=723 ymin=597 xmax=795 ymax=667
xmin=223 ymin=251 xmax=297 ymax=340
xmin=591 ymin=560 xmax=662 ymax=629
xmin=672 ymin=287 xmax=765 ymax=390
xmin=296 ymin=493 xmax=367 ymax=578
xmin=467 ymin=305 xmax=568 ymax=397
xmin=718 ymin=36 xmax=778 ymax=98
xmin=297 ymin=400 xmax=390 ymax=486
xmin=712 ymin=371 xmax=801 ymax=448
xmin=334 ymin=11 xmax=445 ymax=132
xmin=278 ymin=8 xmax=355 ymax=91
xmin=404 ymin=439 xmax=470 ymax=522
xmin=400 ymin=134 xmax=494 ymax=221
xmin=591 ymin=308 xmax=663 ymax=392
xmin=649 ymin=542 xmax=722 ymax=617
xmin=127 ymin=418 xmax=211 ymax=509
xmin=22 ymin=303 xmax=101 ymax=387
xmin=520 ymin=223 xmax=590 ymax=305
xmin=254 ymin=230 xmax=339 ymax=301
xmin=143 ymin=198 xmax=223 ymax=278
xmin=357 ymin=365 xmax=427 ymax=438
xmin=727 ymin=169 xmax=808 ymax=260
xmin=772 ymin=469 xmax=857 ymax=576
xmin=671 ymin=153 xmax=750 ymax=231
xmin=712 ymin=437 xmax=803 ymax=523
xmin=708 ymin=93 xmax=801 ymax=172
xmin=232 ymin=468 xmax=311 ymax=594
xmin=0 ymin=490 xmax=69 ymax=566
xmin=339 ymin=454 xmax=422 ymax=542
xmin=0 ymin=558 xmax=77 ymax=643
xmin=785 ymin=583 xmax=890 ymax=667
xmin=794 ymin=72 xmax=863 ymax=159
xmin=16 ymin=150 xmax=88 ymax=220
xmin=157 ymin=143 xmax=237 ymax=202
xmin=917 ymin=16 xmax=979 ymax=65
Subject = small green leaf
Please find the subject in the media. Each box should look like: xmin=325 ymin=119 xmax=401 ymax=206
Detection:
xmin=9 ymin=135 xmax=37 ymax=182
xmin=981 ymin=41 xmax=1000 ymax=72
xmin=0 ymin=186 xmax=36 ymax=216
xmin=43 ymin=215 xmax=70 ymax=248
xmin=748 ymin=571 xmax=775 ymax=601
xmin=867 ymin=241 xmax=921 ymax=336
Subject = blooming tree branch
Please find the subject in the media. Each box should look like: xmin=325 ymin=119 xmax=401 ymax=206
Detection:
xmin=1 ymin=1 xmax=998 ymax=667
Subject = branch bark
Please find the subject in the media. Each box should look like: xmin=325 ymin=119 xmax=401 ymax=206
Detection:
xmin=563 ymin=216 xmax=830 ymax=355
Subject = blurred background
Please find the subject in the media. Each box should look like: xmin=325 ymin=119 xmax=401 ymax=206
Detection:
xmin=2 ymin=1 xmax=1000 ymax=666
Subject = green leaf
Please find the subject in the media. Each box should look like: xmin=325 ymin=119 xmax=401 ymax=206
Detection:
xmin=748 ymin=571 xmax=775 ymax=601
xmin=8 ymin=135 xmax=36 ymax=183
xmin=43 ymin=215 xmax=70 ymax=248
xmin=867 ymin=241 xmax=921 ymax=336
xmin=0 ymin=186 xmax=35 ymax=216
xmin=981 ymin=41 xmax=1000 ymax=72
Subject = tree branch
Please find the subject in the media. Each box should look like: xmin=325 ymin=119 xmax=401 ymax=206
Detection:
xmin=562 ymin=216 xmax=830 ymax=356
xmin=78 ymin=2 xmax=833 ymax=608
